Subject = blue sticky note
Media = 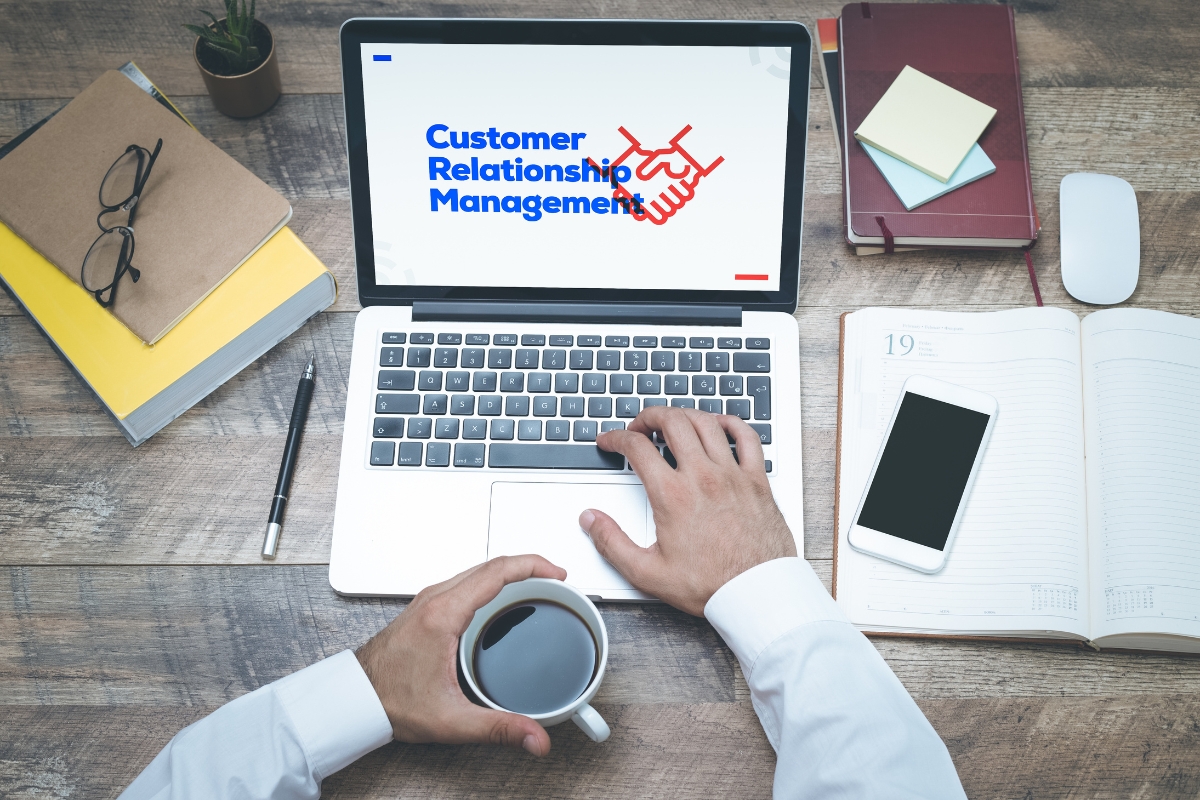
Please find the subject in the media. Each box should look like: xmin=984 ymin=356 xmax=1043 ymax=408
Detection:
xmin=862 ymin=141 xmax=995 ymax=210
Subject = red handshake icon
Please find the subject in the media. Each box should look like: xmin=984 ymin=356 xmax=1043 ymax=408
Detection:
xmin=607 ymin=125 xmax=725 ymax=226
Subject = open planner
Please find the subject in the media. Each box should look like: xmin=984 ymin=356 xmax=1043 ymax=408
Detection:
xmin=835 ymin=307 xmax=1200 ymax=653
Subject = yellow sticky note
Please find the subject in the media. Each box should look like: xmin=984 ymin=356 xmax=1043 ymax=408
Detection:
xmin=855 ymin=66 xmax=996 ymax=183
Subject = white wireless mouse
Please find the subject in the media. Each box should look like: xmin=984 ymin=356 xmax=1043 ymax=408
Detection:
xmin=1060 ymin=173 xmax=1140 ymax=305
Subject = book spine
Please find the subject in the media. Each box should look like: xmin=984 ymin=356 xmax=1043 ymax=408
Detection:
xmin=1007 ymin=7 xmax=1039 ymax=242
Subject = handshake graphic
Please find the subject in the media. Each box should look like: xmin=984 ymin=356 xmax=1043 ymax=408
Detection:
xmin=606 ymin=125 xmax=724 ymax=226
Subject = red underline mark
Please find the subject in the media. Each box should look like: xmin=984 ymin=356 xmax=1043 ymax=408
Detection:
xmin=734 ymin=274 xmax=769 ymax=281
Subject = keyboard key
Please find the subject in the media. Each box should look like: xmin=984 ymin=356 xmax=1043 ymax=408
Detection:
xmin=515 ymin=349 xmax=540 ymax=368
xmin=546 ymin=419 xmax=571 ymax=441
xmin=597 ymin=350 xmax=621 ymax=370
xmin=462 ymin=419 xmax=487 ymax=439
xmin=720 ymin=376 xmax=744 ymax=396
xmin=521 ymin=334 xmax=546 ymax=346
xmin=692 ymin=375 xmax=716 ymax=395
xmin=489 ymin=443 xmax=624 ymax=470
xmin=434 ymin=348 xmax=458 ymax=368
xmin=382 ymin=332 xmax=406 ymax=344
xmin=601 ymin=421 xmax=626 ymax=433
xmin=577 ymin=335 xmax=602 ymax=347
xmin=616 ymin=397 xmax=640 ymax=417
xmin=638 ymin=374 xmax=661 ymax=394
xmin=423 ymin=394 xmax=448 ymax=415
xmin=651 ymin=351 xmax=675 ymax=371
xmin=373 ymin=417 xmax=404 ymax=438
xmin=699 ymin=398 xmax=723 ymax=413
xmin=718 ymin=337 xmax=742 ymax=349
xmin=435 ymin=418 xmax=460 ymax=439
xmin=426 ymin=442 xmax=450 ymax=466
xmin=533 ymin=396 xmax=557 ymax=416
xmin=470 ymin=372 xmax=497 ymax=393
xmin=726 ymin=399 xmax=751 ymax=419
xmin=605 ymin=335 xmax=630 ymax=347
xmin=376 ymin=393 xmax=420 ymax=414
xmin=662 ymin=336 xmax=686 ymax=348
xmin=490 ymin=419 xmax=515 ymax=440
xmin=634 ymin=336 xmax=657 ymax=348
xmin=370 ymin=441 xmax=395 ymax=466
xmin=570 ymin=350 xmax=594 ymax=370
xmin=750 ymin=423 xmax=772 ymax=444
xmin=488 ymin=349 xmax=512 ymax=368
xmin=549 ymin=335 xmax=573 ymax=346
xmin=500 ymin=372 xmax=524 ymax=392
xmin=450 ymin=394 xmax=475 ymax=415
xmin=665 ymin=375 xmax=689 ymax=395
xmin=555 ymin=373 xmax=579 ymax=393
xmin=438 ymin=333 xmax=462 ymax=345
xmin=465 ymin=334 xmax=490 ymax=345
xmin=542 ymin=350 xmax=567 ymax=370
xmin=561 ymin=396 xmax=585 ymax=417
xmin=734 ymin=352 xmax=771 ymax=373
xmin=518 ymin=420 xmax=542 ymax=440
xmin=407 ymin=418 xmax=432 ymax=439
xmin=407 ymin=348 xmax=431 ymax=368
xmin=746 ymin=337 xmax=771 ymax=350
xmin=690 ymin=337 xmax=714 ymax=349
xmin=644 ymin=398 xmax=668 ymax=407
xmin=679 ymin=352 xmax=703 ymax=372
xmin=377 ymin=370 xmax=415 ymax=391
xmin=493 ymin=334 xmax=518 ymax=346
xmin=380 ymin=347 xmax=404 ymax=367
xmin=478 ymin=395 xmax=502 ymax=416
xmin=410 ymin=333 xmax=435 ymax=344
xmin=527 ymin=372 xmax=552 ymax=393
xmin=418 ymin=371 xmax=443 ymax=391
xmin=748 ymin=376 xmax=772 ymax=419
xmin=588 ymin=397 xmax=613 ymax=417
xmin=671 ymin=398 xmax=696 ymax=409
xmin=574 ymin=420 xmax=598 ymax=441
xmin=661 ymin=446 xmax=677 ymax=469
xmin=461 ymin=348 xmax=486 ymax=368
xmin=454 ymin=443 xmax=485 ymax=467
xmin=505 ymin=396 xmax=530 ymax=416
xmin=610 ymin=374 xmax=634 ymax=394
xmin=583 ymin=374 xmax=606 ymax=393
xmin=705 ymin=352 xmax=729 ymax=372
xmin=397 ymin=442 xmax=423 ymax=465
xmin=624 ymin=351 xmax=648 ymax=371
xmin=445 ymin=371 xmax=470 ymax=392
xmin=765 ymin=460 xmax=773 ymax=473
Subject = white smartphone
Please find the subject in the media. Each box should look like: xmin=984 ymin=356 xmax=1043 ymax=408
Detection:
xmin=847 ymin=375 xmax=998 ymax=573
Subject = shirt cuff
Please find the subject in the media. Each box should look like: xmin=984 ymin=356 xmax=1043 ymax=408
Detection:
xmin=704 ymin=557 xmax=848 ymax=677
xmin=274 ymin=650 xmax=394 ymax=779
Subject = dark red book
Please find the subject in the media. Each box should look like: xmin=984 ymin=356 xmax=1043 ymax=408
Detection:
xmin=839 ymin=3 xmax=1039 ymax=253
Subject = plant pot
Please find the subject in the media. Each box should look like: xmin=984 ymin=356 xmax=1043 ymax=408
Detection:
xmin=193 ymin=18 xmax=281 ymax=118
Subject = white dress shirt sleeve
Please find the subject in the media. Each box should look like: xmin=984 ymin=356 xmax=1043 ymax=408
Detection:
xmin=705 ymin=557 xmax=966 ymax=800
xmin=119 ymin=650 xmax=394 ymax=800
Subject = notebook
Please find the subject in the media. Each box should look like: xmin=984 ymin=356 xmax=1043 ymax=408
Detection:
xmin=815 ymin=18 xmax=843 ymax=157
xmin=0 ymin=69 xmax=293 ymax=344
xmin=837 ymin=3 xmax=1039 ymax=253
xmin=835 ymin=307 xmax=1200 ymax=654
xmin=862 ymin=142 xmax=995 ymax=210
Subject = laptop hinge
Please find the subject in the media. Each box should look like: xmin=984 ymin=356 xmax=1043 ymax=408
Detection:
xmin=411 ymin=301 xmax=742 ymax=327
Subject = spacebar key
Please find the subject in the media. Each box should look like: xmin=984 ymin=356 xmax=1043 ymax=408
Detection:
xmin=489 ymin=444 xmax=625 ymax=470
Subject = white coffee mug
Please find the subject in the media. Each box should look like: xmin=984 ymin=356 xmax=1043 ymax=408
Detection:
xmin=459 ymin=578 xmax=610 ymax=743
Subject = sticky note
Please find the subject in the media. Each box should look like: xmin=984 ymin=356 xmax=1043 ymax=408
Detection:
xmin=862 ymin=141 xmax=995 ymax=210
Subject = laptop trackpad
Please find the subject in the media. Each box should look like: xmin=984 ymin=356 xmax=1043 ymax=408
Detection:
xmin=487 ymin=482 xmax=651 ymax=593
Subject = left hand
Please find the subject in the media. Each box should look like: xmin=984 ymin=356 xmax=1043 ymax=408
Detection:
xmin=355 ymin=555 xmax=567 ymax=756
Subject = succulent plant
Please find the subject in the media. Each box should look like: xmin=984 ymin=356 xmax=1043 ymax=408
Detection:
xmin=184 ymin=0 xmax=263 ymax=75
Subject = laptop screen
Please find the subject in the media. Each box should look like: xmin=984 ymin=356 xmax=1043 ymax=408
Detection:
xmin=359 ymin=43 xmax=793 ymax=293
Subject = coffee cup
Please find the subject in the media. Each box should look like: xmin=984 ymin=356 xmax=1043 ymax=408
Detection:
xmin=459 ymin=578 xmax=610 ymax=743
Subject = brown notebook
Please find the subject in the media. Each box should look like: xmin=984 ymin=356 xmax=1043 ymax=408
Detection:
xmin=0 ymin=69 xmax=291 ymax=343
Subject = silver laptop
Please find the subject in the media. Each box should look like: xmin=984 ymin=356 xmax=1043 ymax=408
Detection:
xmin=331 ymin=19 xmax=811 ymax=598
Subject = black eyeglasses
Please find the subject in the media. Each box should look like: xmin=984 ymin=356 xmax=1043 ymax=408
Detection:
xmin=80 ymin=139 xmax=163 ymax=308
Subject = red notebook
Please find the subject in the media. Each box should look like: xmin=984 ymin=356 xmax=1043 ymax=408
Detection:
xmin=839 ymin=3 xmax=1039 ymax=253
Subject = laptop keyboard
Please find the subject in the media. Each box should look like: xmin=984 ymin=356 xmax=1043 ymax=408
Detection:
xmin=368 ymin=331 xmax=773 ymax=471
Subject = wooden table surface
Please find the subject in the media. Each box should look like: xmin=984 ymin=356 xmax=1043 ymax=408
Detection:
xmin=2 ymin=1 xmax=1199 ymax=797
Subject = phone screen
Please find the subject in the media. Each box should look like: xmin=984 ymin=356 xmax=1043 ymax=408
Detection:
xmin=856 ymin=392 xmax=992 ymax=551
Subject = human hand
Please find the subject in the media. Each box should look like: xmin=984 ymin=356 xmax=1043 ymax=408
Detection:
xmin=355 ymin=555 xmax=567 ymax=756
xmin=580 ymin=407 xmax=796 ymax=616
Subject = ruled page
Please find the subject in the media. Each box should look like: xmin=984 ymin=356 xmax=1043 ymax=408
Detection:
xmin=1083 ymin=309 xmax=1200 ymax=642
xmin=836 ymin=308 xmax=1090 ymax=638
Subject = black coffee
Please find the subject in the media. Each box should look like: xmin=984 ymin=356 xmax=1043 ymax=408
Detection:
xmin=473 ymin=600 xmax=598 ymax=714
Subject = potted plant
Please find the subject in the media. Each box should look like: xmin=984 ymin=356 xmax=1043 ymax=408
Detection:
xmin=185 ymin=0 xmax=282 ymax=118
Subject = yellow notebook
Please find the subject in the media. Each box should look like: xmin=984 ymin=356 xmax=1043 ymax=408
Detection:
xmin=1 ymin=222 xmax=336 ymax=445
xmin=854 ymin=66 xmax=996 ymax=183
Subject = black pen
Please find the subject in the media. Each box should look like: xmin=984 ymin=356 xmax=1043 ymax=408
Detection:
xmin=263 ymin=354 xmax=316 ymax=559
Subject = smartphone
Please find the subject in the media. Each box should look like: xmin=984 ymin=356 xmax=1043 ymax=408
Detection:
xmin=847 ymin=375 xmax=998 ymax=573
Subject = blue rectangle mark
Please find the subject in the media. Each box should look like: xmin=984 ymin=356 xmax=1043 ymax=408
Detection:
xmin=373 ymin=54 xmax=391 ymax=61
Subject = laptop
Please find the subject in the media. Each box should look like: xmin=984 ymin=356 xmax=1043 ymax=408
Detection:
xmin=331 ymin=19 xmax=811 ymax=598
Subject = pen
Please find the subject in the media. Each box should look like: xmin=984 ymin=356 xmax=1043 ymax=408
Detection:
xmin=262 ymin=354 xmax=315 ymax=559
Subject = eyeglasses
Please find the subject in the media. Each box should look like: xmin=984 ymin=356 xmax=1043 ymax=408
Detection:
xmin=80 ymin=139 xmax=162 ymax=308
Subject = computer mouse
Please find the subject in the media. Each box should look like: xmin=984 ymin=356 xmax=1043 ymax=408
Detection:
xmin=1060 ymin=173 xmax=1140 ymax=305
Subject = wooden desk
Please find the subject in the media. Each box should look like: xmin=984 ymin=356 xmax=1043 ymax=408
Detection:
xmin=2 ymin=1 xmax=1198 ymax=796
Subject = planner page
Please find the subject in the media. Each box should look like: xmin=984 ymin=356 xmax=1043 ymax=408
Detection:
xmin=1083 ymin=309 xmax=1200 ymax=648
xmin=836 ymin=308 xmax=1090 ymax=638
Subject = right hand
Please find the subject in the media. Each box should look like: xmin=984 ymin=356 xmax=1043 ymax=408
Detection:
xmin=579 ymin=406 xmax=797 ymax=616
